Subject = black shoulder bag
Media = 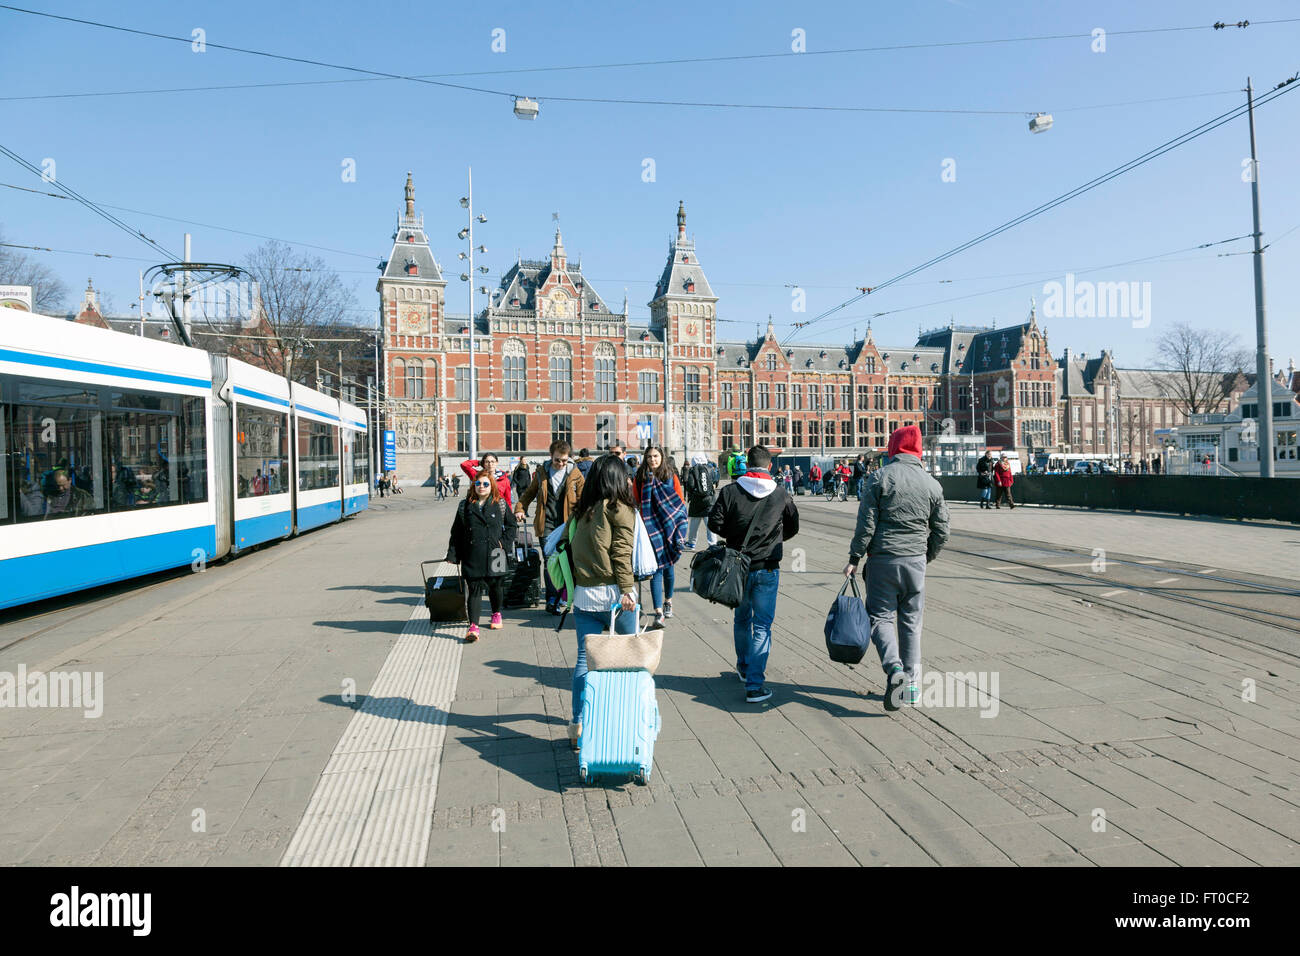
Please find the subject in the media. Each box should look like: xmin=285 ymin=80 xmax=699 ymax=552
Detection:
xmin=689 ymin=492 xmax=781 ymax=609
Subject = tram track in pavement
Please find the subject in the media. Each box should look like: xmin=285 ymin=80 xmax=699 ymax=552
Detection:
xmin=796 ymin=502 xmax=1300 ymax=665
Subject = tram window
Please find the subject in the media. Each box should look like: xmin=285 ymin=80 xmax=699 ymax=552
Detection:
xmin=340 ymin=429 xmax=367 ymax=487
xmin=16 ymin=381 xmax=99 ymax=407
xmin=6 ymin=400 xmax=106 ymax=522
xmin=297 ymin=419 xmax=339 ymax=491
xmin=107 ymin=392 xmax=208 ymax=508
xmin=236 ymin=404 xmax=288 ymax=498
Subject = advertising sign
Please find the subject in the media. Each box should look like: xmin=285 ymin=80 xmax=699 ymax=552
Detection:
xmin=0 ymin=285 xmax=33 ymax=311
xmin=382 ymin=430 xmax=397 ymax=471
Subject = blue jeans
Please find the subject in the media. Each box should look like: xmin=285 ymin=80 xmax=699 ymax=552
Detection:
xmin=979 ymin=486 xmax=992 ymax=503
xmin=573 ymin=605 xmax=637 ymax=723
xmin=734 ymin=568 xmax=779 ymax=691
xmin=649 ymin=563 xmax=675 ymax=609
xmin=812 ymin=480 xmax=822 ymax=495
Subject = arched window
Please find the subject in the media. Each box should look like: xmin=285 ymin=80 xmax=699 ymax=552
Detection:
xmin=503 ymin=339 xmax=527 ymax=400
xmin=391 ymin=358 xmax=406 ymax=398
xmin=594 ymin=341 xmax=617 ymax=402
xmin=549 ymin=341 xmax=573 ymax=401
xmin=406 ymin=358 xmax=424 ymax=399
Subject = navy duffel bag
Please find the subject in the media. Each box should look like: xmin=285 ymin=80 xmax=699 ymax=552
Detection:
xmin=825 ymin=577 xmax=870 ymax=665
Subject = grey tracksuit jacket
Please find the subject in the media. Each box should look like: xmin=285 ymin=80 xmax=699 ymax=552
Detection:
xmin=848 ymin=454 xmax=950 ymax=563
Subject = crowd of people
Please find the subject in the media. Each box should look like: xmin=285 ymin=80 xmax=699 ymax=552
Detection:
xmin=443 ymin=424 xmax=949 ymax=715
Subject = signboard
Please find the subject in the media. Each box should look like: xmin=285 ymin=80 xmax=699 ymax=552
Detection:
xmin=382 ymin=430 xmax=397 ymax=471
xmin=635 ymin=419 xmax=654 ymax=444
xmin=0 ymin=285 xmax=33 ymax=311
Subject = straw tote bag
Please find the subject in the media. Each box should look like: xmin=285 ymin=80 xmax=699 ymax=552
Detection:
xmin=587 ymin=603 xmax=662 ymax=674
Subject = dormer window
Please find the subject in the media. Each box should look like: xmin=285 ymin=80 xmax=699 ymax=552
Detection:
xmin=716 ymin=345 xmax=725 ymax=355
xmin=685 ymin=280 xmax=695 ymax=293
xmin=931 ymin=363 xmax=939 ymax=372
xmin=511 ymin=297 xmax=520 ymax=307
xmin=819 ymin=350 xmax=828 ymax=359
xmin=642 ymin=331 xmax=651 ymax=341
xmin=901 ymin=362 xmax=908 ymax=371
xmin=838 ymin=360 xmax=846 ymax=369
xmin=786 ymin=349 xmax=794 ymax=359
xmin=682 ymin=254 xmax=689 ymax=262
xmin=806 ymin=359 xmax=814 ymax=368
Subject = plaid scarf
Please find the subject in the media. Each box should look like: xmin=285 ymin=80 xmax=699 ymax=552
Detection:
xmin=639 ymin=476 xmax=686 ymax=567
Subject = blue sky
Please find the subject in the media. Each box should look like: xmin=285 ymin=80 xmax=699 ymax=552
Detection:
xmin=3 ymin=0 xmax=1298 ymax=369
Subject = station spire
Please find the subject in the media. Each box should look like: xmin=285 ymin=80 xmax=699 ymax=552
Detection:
xmin=404 ymin=171 xmax=415 ymax=218
xmin=677 ymin=200 xmax=686 ymax=239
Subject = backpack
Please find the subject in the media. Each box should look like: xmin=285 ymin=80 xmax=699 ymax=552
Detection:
xmin=728 ymin=453 xmax=747 ymax=478
xmin=545 ymin=520 xmax=577 ymax=628
xmin=686 ymin=464 xmax=714 ymax=499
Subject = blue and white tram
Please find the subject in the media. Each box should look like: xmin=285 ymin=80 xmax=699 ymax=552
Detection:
xmin=339 ymin=398 xmax=369 ymax=517
xmin=0 ymin=305 xmax=369 ymax=610
xmin=226 ymin=357 xmax=294 ymax=552
xmin=290 ymin=381 xmax=345 ymax=532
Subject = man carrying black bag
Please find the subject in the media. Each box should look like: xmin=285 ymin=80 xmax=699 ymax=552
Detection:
xmin=707 ymin=444 xmax=799 ymax=704
xmin=843 ymin=425 xmax=949 ymax=712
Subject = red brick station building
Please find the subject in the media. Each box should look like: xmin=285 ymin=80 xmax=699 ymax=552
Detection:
xmin=379 ymin=175 xmax=1061 ymax=482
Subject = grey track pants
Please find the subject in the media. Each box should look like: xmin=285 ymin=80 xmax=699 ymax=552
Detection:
xmin=865 ymin=553 xmax=928 ymax=683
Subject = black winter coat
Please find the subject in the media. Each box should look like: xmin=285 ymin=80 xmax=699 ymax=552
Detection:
xmin=448 ymin=497 xmax=517 ymax=578
xmin=975 ymin=456 xmax=994 ymax=489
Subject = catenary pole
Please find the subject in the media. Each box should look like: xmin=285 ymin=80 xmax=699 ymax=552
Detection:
xmin=1246 ymin=78 xmax=1274 ymax=478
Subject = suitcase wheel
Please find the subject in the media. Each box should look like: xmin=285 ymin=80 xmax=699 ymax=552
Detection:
xmin=579 ymin=766 xmax=589 ymax=784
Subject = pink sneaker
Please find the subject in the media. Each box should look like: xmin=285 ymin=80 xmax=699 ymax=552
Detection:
xmin=489 ymin=612 xmax=503 ymax=630
xmin=465 ymin=623 xmax=479 ymax=643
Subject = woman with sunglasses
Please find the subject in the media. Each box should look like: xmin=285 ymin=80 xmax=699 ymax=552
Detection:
xmin=447 ymin=470 xmax=518 ymax=642
xmin=459 ymin=452 xmax=513 ymax=508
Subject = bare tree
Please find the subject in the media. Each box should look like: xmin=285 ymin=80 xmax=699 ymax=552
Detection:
xmin=191 ymin=240 xmax=359 ymax=383
xmin=0 ymin=227 xmax=70 ymax=314
xmin=1144 ymin=323 xmax=1252 ymax=416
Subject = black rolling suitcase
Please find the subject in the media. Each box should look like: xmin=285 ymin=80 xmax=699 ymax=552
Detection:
xmin=504 ymin=527 xmax=542 ymax=608
xmin=421 ymin=561 xmax=467 ymax=622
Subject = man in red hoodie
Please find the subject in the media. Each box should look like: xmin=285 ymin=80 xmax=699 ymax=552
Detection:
xmin=843 ymin=425 xmax=949 ymax=711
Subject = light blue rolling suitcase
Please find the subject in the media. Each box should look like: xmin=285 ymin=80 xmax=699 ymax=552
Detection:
xmin=578 ymin=669 xmax=661 ymax=785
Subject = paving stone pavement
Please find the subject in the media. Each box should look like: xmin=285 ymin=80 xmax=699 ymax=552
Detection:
xmin=2 ymin=488 xmax=1297 ymax=866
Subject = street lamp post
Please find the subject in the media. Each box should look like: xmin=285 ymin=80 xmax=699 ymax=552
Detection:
xmin=459 ymin=168 xmax=488 ymax=460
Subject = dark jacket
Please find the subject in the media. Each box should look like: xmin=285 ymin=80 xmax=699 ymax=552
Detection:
xmin=707 ymin=472 xmax=799 ymax=571
xmin=575 ymin=456 xmax=595 ymax=478
xmin=448 ymin=497 xmax=517 ymax=578
xmin=976 ymin=455 xmax=994 ymax=488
